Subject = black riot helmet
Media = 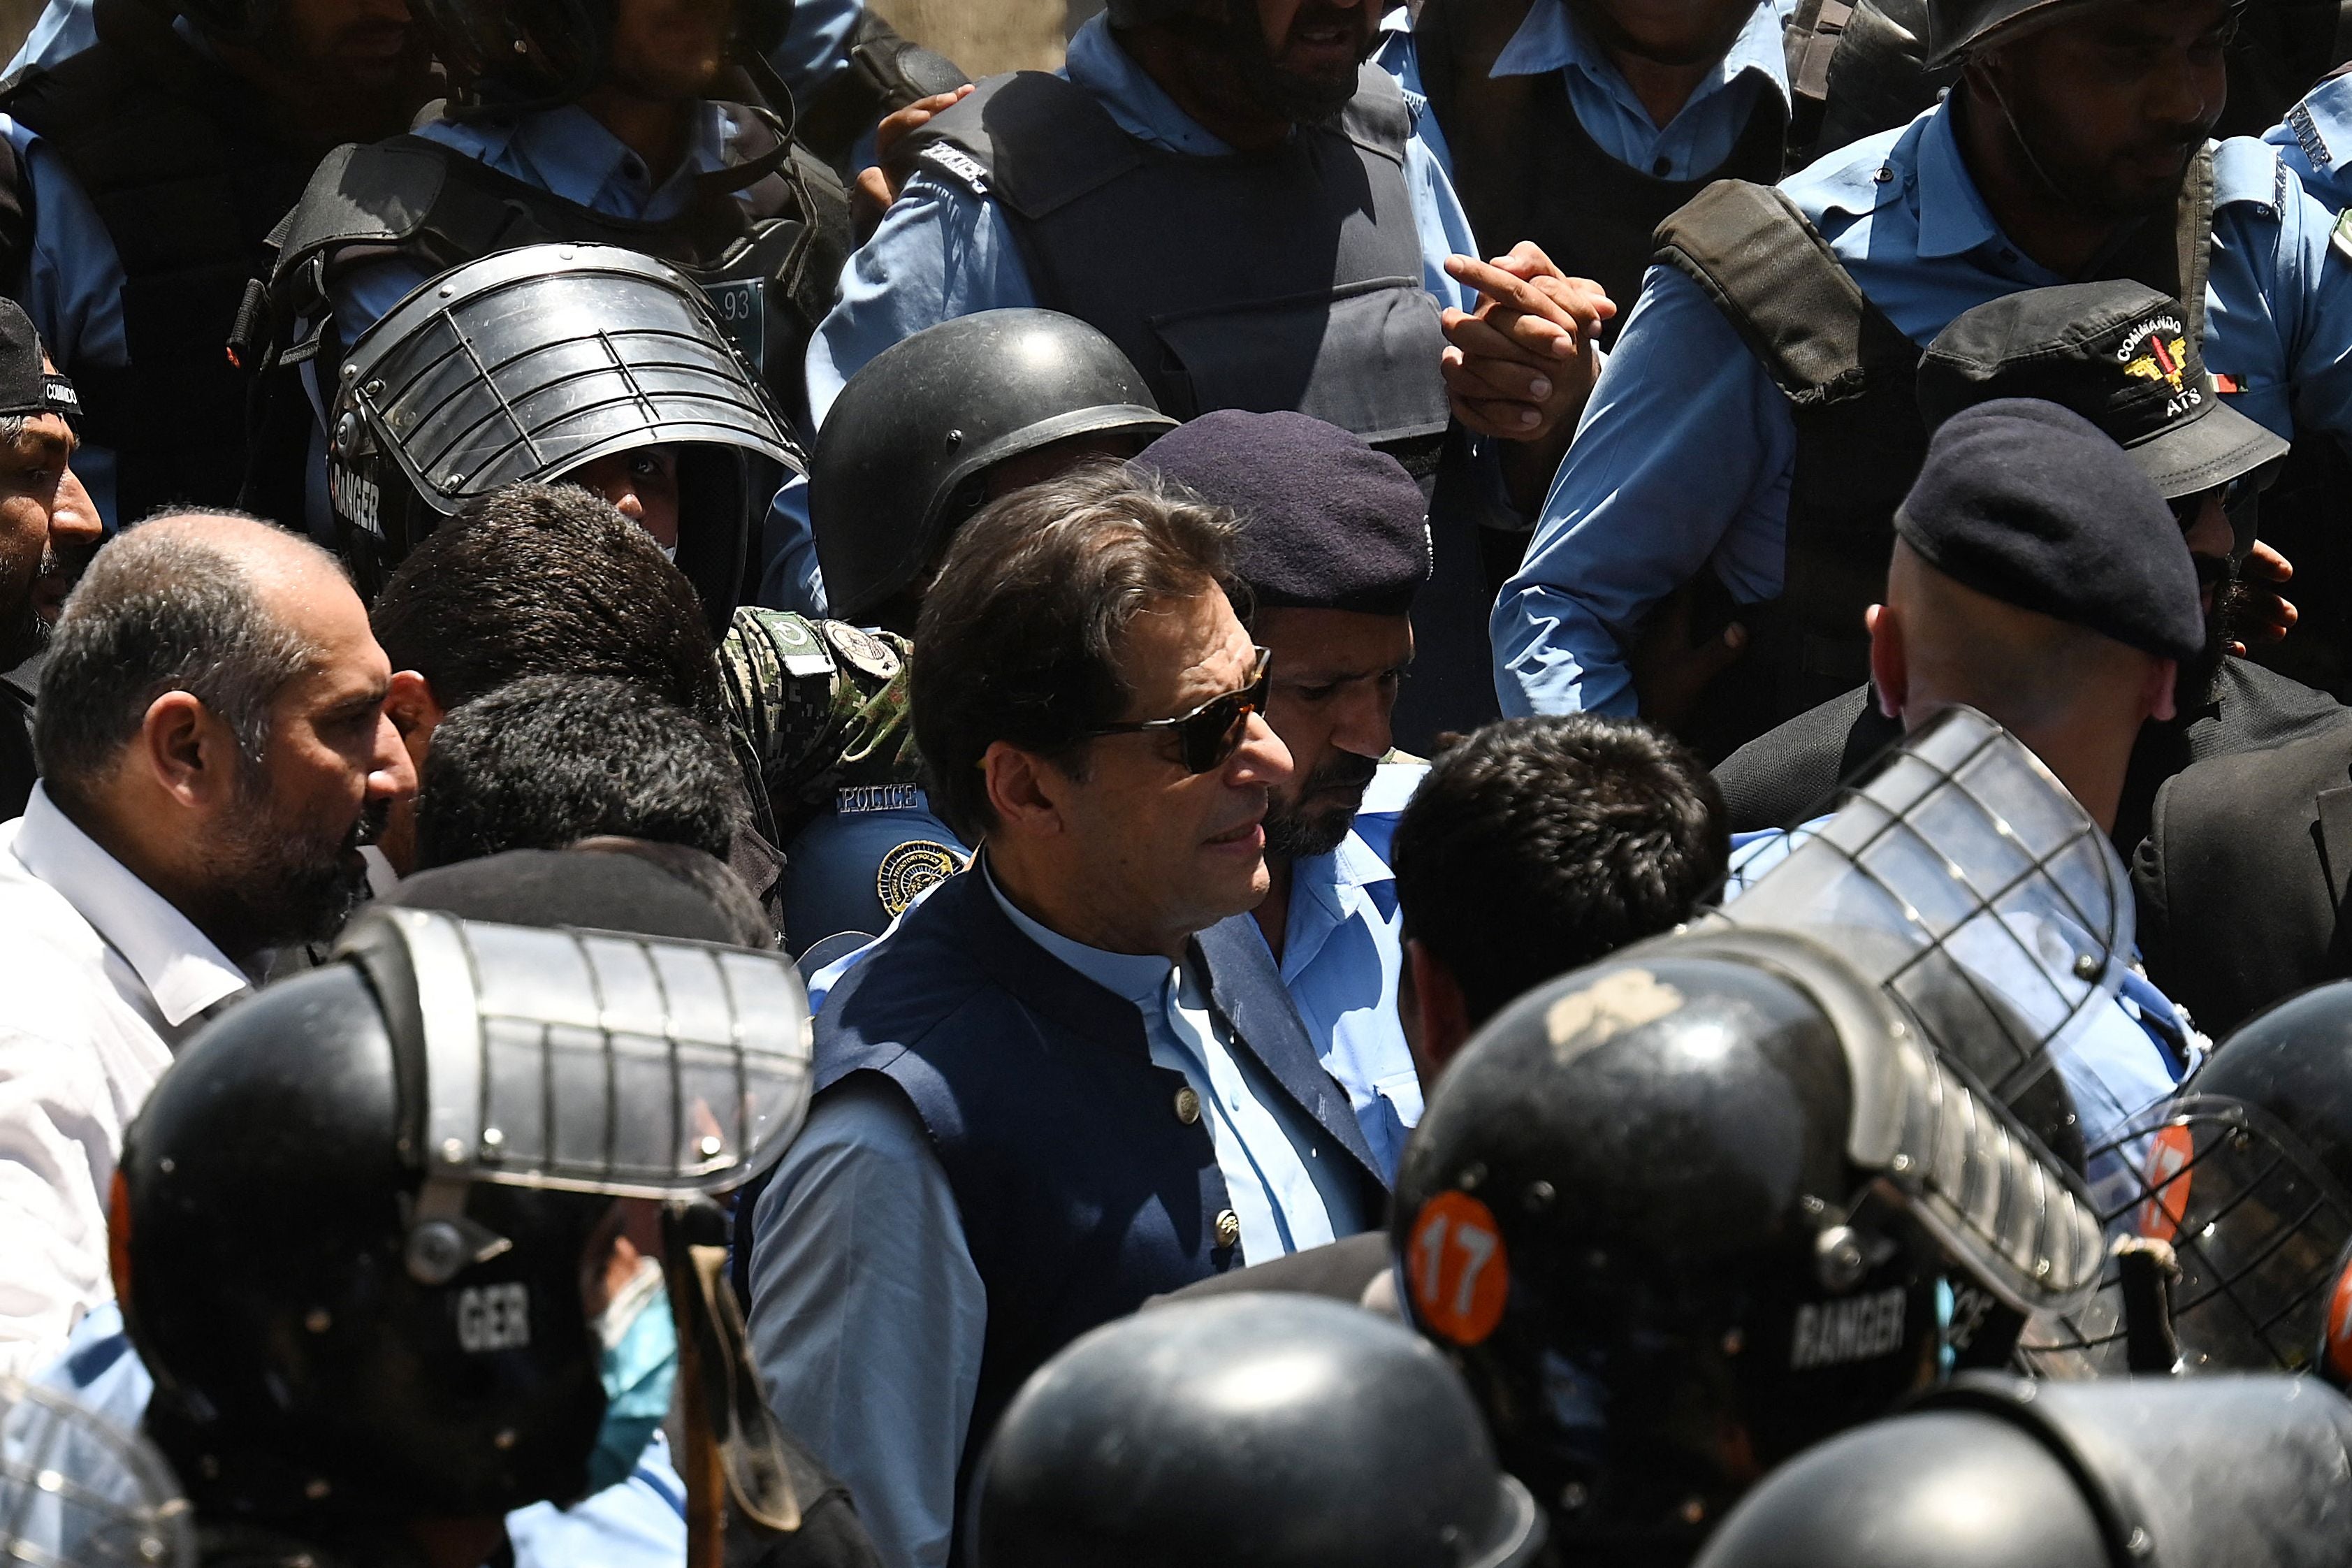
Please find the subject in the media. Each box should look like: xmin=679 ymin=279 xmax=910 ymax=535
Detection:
xmin=1397 ymin=708 xmax=2133 ymax=1560
xmin=112 ymin=908 xmax=813 ymax=1539
xmin=327 ymin=244 xmax=801 ymax=627
xmin=1925 ymin=0 xmax=2116 ymax=64
xmin=2025 ymin=981 xmax=2352 ymax=1379
xmin=1695 ymin=1372 xmax=2352 ymax=1568
xmin=811 ymin=309 xmax=1175 ymax=627
xmin=968 ymin=1293 xmax=1545 ymax=1568
xmin=1393 ymin=925 xmax=2105 ymax=1562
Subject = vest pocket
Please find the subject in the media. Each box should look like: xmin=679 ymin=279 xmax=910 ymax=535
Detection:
xmin=1147 ymin=276 xmax=1452 ymax=447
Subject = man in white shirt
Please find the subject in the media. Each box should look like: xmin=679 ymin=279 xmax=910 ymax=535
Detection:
xmin=0 ymin=511 xmax=413 ymax=1374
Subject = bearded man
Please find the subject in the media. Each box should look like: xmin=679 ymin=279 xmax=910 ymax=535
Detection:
xmin=0 ymin=511 xmax=412 ymax=1374
xmin=1138 ymin=410 xmax=1432 ymax=1178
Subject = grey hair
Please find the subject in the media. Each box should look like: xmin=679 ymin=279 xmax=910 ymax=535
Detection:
xmin=34 ymin=516 xmax=318 ymax=810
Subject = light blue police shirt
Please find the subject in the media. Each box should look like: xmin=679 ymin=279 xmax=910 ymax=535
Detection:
xmin=1492 ymin=99 xmax=2352 ymax=718
xmin=748 ymin=859 xmax=1365 ymax=1568
xmin=37 ymin=1301 xmax=692 ymax=1568
xmin=804 ymin=10 xmax=1482 ymax=428
xmin=1381 ymin=0 xmax=1793 ymax=186
xmin=1261 ymin=759 xmax=1425 ymax=1180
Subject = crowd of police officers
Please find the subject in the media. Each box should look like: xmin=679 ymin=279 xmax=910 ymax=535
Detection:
xmin=15 ymin=0 xmax=2352 ymax=1561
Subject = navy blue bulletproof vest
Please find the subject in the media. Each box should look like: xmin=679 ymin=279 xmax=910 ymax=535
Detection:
xmin=894 ymin=63 xmax=1452 ymax=453
xmin=814 ymin=869 xmax=1386 ymax=1551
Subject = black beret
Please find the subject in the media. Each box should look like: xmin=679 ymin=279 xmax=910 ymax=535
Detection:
xmin=384 ymin=847 xmax=743 ymax=944
xmin=1134 ymin=409 xmax=1431 ymax=615
xmin=0 ymin=296 xmax=75 ymax=423
xmin=1894 ymin=398 xmax=2203 ymax=663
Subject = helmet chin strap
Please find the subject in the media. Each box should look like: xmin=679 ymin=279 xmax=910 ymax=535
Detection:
xmin=1974 ymin=58 xmax=2103 ymax=222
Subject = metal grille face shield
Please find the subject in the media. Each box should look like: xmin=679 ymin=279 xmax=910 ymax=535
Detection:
xmin=2020 ymin=1096 xmax=2352 ymax=1378
xmin=0 ymin=1378 xmax=194 ymax=1568
xmin=334 ymin=908 xmax=815 ymax=1284
xmin=1656 ymin=927 xmax=2106 ymax=1316
xmin=331 ymin=243 xmax=804 ymax=519
xmin=1716 ymin=705 xmax=2140 ymax=1128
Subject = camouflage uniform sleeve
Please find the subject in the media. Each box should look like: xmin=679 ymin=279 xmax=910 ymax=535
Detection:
xmin=719 ymin=608 xmax=920 ymax=845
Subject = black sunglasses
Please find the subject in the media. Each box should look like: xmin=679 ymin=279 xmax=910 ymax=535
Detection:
xmin=1084 ymin=647 xmax=1274 ymax=774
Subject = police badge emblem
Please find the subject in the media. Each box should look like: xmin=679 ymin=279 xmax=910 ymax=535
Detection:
xmin=877 ymin=839 xmax=967 ymax=917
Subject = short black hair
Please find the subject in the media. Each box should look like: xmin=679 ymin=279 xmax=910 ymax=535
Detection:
xmin=371 ymin=482 xmax=723 ymax=720
xmin=35 ymin=516 xmax=317 ymax=815
xmin=1391 ymin=715 xmax=1729 ymax=1026
xmin=912 ymin=462 xmax=1239 ymax=842
xmin=414 ymin=674 xmax=744 ymax=871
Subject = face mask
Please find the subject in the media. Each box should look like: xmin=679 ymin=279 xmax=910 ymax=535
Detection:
xmin=585 ymin=1255 xmax=678 ymax=1494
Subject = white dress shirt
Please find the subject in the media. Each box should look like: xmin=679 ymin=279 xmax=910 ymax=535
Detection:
xmin=0 ymin=785 xmax=253 ymax=1375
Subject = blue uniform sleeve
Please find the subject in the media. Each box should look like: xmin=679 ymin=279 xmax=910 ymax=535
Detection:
xmin=6 ymin=0 xmax=94 ymax=73
xmin=804 ymin=170 xmax=1042 ymax=428
xmin=6 ymin=118 xmax=125 ymax=525
xmin=328 ymin=254 xmax=436 ymax=362
xmin=767 ymin=0 xmax=864 ymax=104
xmin=756 ymin=473 xmax=827 ymax=616
xmin=1490 ymin=262 xmax=1795 ymax=717
xmin=2206 ymin=142 xmax=2352 ymax=447
xmin=2267 ymin=73 xmax=2352 ymax=212
xmin=749 ymin=1077 xmax=987 ymax=1568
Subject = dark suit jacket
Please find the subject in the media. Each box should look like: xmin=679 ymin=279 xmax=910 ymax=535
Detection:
xmin=1713 ymin=657 xmax=2352 ymax=853
xmin=2135 ymin=723 xmax=2352 ymax=1036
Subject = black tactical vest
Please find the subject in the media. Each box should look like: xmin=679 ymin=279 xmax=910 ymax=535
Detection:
xmin=892 ymin=64 xmax=1452 ymax=460
xmin=259 ymin=117 xmax=851 ymax=429
xmin=1650 ymin=154 xmax=2214 ymax=759
xmin=0 ymin=0 xmax=313 ymax=521
xmin=1413 ymin=0 xmax=1787 ymax=345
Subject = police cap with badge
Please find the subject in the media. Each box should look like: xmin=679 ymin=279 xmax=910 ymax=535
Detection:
xmin=1917 ymin=281 xmax=2288 ymax=521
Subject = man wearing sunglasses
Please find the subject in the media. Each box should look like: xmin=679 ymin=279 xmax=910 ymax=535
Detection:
xmin=1135 ymin=410 xmax=1431 ymax=1181
xmin=1713 ymin=280 xmax=2348 ymax=855
xmin=743 ymin=463 xmax=1389 ymax=1568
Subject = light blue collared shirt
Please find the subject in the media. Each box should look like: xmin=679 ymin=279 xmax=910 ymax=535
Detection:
xmin=1374 ymin=0 xmax=1792 ymax=185
xmin=1493 ymin=0 xmax=1792 ymax=180
xmin=1493 ymin=101 xmax=2352 ymax=718
xmin=1262 ymin=760 xmax=1425 ymax=1180
xmin=35 ymin=1302 xmax=694 ymax=1568
xmin=751 ymin=861 xmax=1363 ymax=1568
xmin=804 ymin=10 xmax=1481 ymax=428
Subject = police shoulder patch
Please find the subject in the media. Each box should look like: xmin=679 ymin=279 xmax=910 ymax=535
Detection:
xmin=920 ymin=142 xmax=991 ymax=196
xmin=877 ymin=839 xmax=966 ymax=918
xmin=821 ymin=620 xmax=901 ymax=681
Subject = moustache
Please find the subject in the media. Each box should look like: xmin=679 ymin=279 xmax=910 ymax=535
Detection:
xmin=1301 ymin=750 xmax=1381 ymax=799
